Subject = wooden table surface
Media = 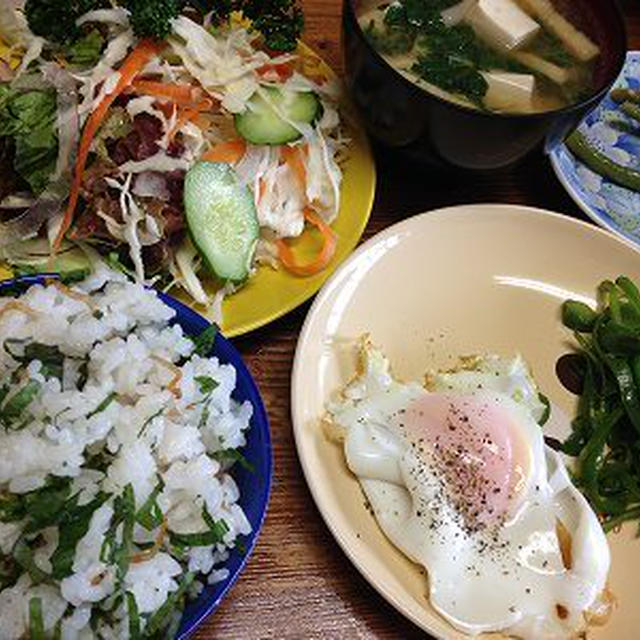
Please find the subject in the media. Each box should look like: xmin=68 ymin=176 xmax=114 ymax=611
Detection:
xmin=197 ymin=2 xmax=640 ymax=638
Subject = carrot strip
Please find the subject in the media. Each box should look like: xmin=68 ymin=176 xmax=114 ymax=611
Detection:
xmin=167 ymin=98 xmax=214 ymax=142
xmin=281 ymin=145 xmax=307 ymax=189
xmin=200 ymin=139 xmax=247 ymax=164
xmin=276 ymin=208 xmax=337 ymax=277
xmin=129 ymin=79 xmax=202 ymax=105
xmin=53 ymin=39 xmax=163 ymax=251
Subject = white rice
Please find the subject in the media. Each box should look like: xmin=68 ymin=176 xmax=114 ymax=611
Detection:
xmin=0 ymin=267 xmax=253 ymax=638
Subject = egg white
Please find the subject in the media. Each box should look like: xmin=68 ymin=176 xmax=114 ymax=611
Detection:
xmin=326 ymin=340 xmax=611 ymax=639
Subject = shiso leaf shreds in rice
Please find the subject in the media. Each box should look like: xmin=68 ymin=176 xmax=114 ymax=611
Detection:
xmin=0 ymin=268 xmax=253 ymax=638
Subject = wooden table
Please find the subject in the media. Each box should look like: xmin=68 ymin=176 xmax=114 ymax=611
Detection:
xmin=197 ymin=2 xmax=640 ymax=638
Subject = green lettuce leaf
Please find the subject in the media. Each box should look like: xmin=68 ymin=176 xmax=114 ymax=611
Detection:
xmin=65 ymin=30 xmax=105 ymax=67
xmin=0 ymin=85 xmax=58 ymax=194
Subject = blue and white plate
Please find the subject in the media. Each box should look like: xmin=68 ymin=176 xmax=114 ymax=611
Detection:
xmin=550 ymin=51 xmax=640 ymax=247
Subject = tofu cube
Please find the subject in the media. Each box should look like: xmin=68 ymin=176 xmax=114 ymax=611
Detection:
xmin=465 ymin=0 xmax=541 ymax=51
xmin=481 ymin=71 xmax=536 ymax=112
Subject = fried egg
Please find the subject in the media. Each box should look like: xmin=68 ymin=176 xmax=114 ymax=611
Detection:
xmin=325 ymin=340 xmax=611 ymax=639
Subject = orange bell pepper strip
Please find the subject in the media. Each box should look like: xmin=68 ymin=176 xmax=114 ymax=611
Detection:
xmin=53 ymin=39 xmax=163 ymax=251
xmin=276 ymin=208 xmax=337 ymax=277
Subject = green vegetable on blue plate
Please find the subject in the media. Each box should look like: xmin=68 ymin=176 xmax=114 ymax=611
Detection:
xmin=620 ymin=101 xmax=640 ymax=125
xmin=565 ymin=130 xmax=640 ymax=193
xmin=565 ymin=84 xmax=640 ymax=192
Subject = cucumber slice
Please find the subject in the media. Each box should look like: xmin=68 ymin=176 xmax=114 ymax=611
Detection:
xmin=235 ymin=87 xmax=321 ymax=145
xmin=184 ymin=162 xmax=259 ymax=283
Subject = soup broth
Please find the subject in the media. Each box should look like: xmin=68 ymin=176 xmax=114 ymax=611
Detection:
xmin=357 ymin=0 xmax=600 ymax=114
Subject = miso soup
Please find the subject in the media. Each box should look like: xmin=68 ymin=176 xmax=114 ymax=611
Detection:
xmin=357 ymin=0 xmax=601 ymax=114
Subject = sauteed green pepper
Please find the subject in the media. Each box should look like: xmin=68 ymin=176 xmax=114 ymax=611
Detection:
xmin=558 ymin=276 xmax=640 ymax=531
xmin=566 ymin=131 xmax=640 ymax=192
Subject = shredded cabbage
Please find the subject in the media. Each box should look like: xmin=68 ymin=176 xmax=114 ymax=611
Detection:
xmin=75 ymin=28 xmax=134 ymax=116
xmin=256 ymin=152 xmax=305 ymax=238
xmin=0 ymin=3 xmax=31 ymax=48
xmin=103 ymin=174 xmax=163 ymax=283
xmin=118 ymin=153 xmax=191 ymax=175
xmin=76 ymin=8 xmax=130 ymax=28
xmin=169 ymin=17 xmax=276 ymax=112
xmin=174 ymin=238 xmax=209 ymax=306
xmin=15 ymin=35 xmax=43 ymax=77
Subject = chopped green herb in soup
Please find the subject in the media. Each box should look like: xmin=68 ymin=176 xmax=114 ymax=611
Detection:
xmin=358 ymin=0 xmax=600 ymax=113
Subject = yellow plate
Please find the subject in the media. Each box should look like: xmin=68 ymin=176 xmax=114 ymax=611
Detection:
xmin=172 ymin=43 xmax=376 ymax=337
xmin=292 ymin=204 xmax=640 ymax=639
xmin=0 ymin=44 xmax=375 ymax=338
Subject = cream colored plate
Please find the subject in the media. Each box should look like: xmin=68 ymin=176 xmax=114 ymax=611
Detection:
xmin=291 ymin=204 xmax=640 ymax=639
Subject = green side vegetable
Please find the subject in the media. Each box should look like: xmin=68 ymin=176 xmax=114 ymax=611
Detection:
xmin=537 ymin=393 xmax=551 ymax=427
xmin=620 ymin=101 xmax=640 ymax=126
xmin=559 ymin=276 xmax=640 ymax=531
xmin=566 ymin=130 xmax=640 ymax=192
xmin=562 ymin=300 xmax=598 ymax=332
xmin=611 ymin=87 xmax=640 ymax=105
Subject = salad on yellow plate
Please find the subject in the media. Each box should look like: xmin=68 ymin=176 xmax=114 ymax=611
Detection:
xmin=0 ymin=1 xmax=375 ymax=335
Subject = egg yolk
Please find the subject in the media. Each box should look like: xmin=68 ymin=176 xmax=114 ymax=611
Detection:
xmin=401 ymin=393 xmax=532 ymax=530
